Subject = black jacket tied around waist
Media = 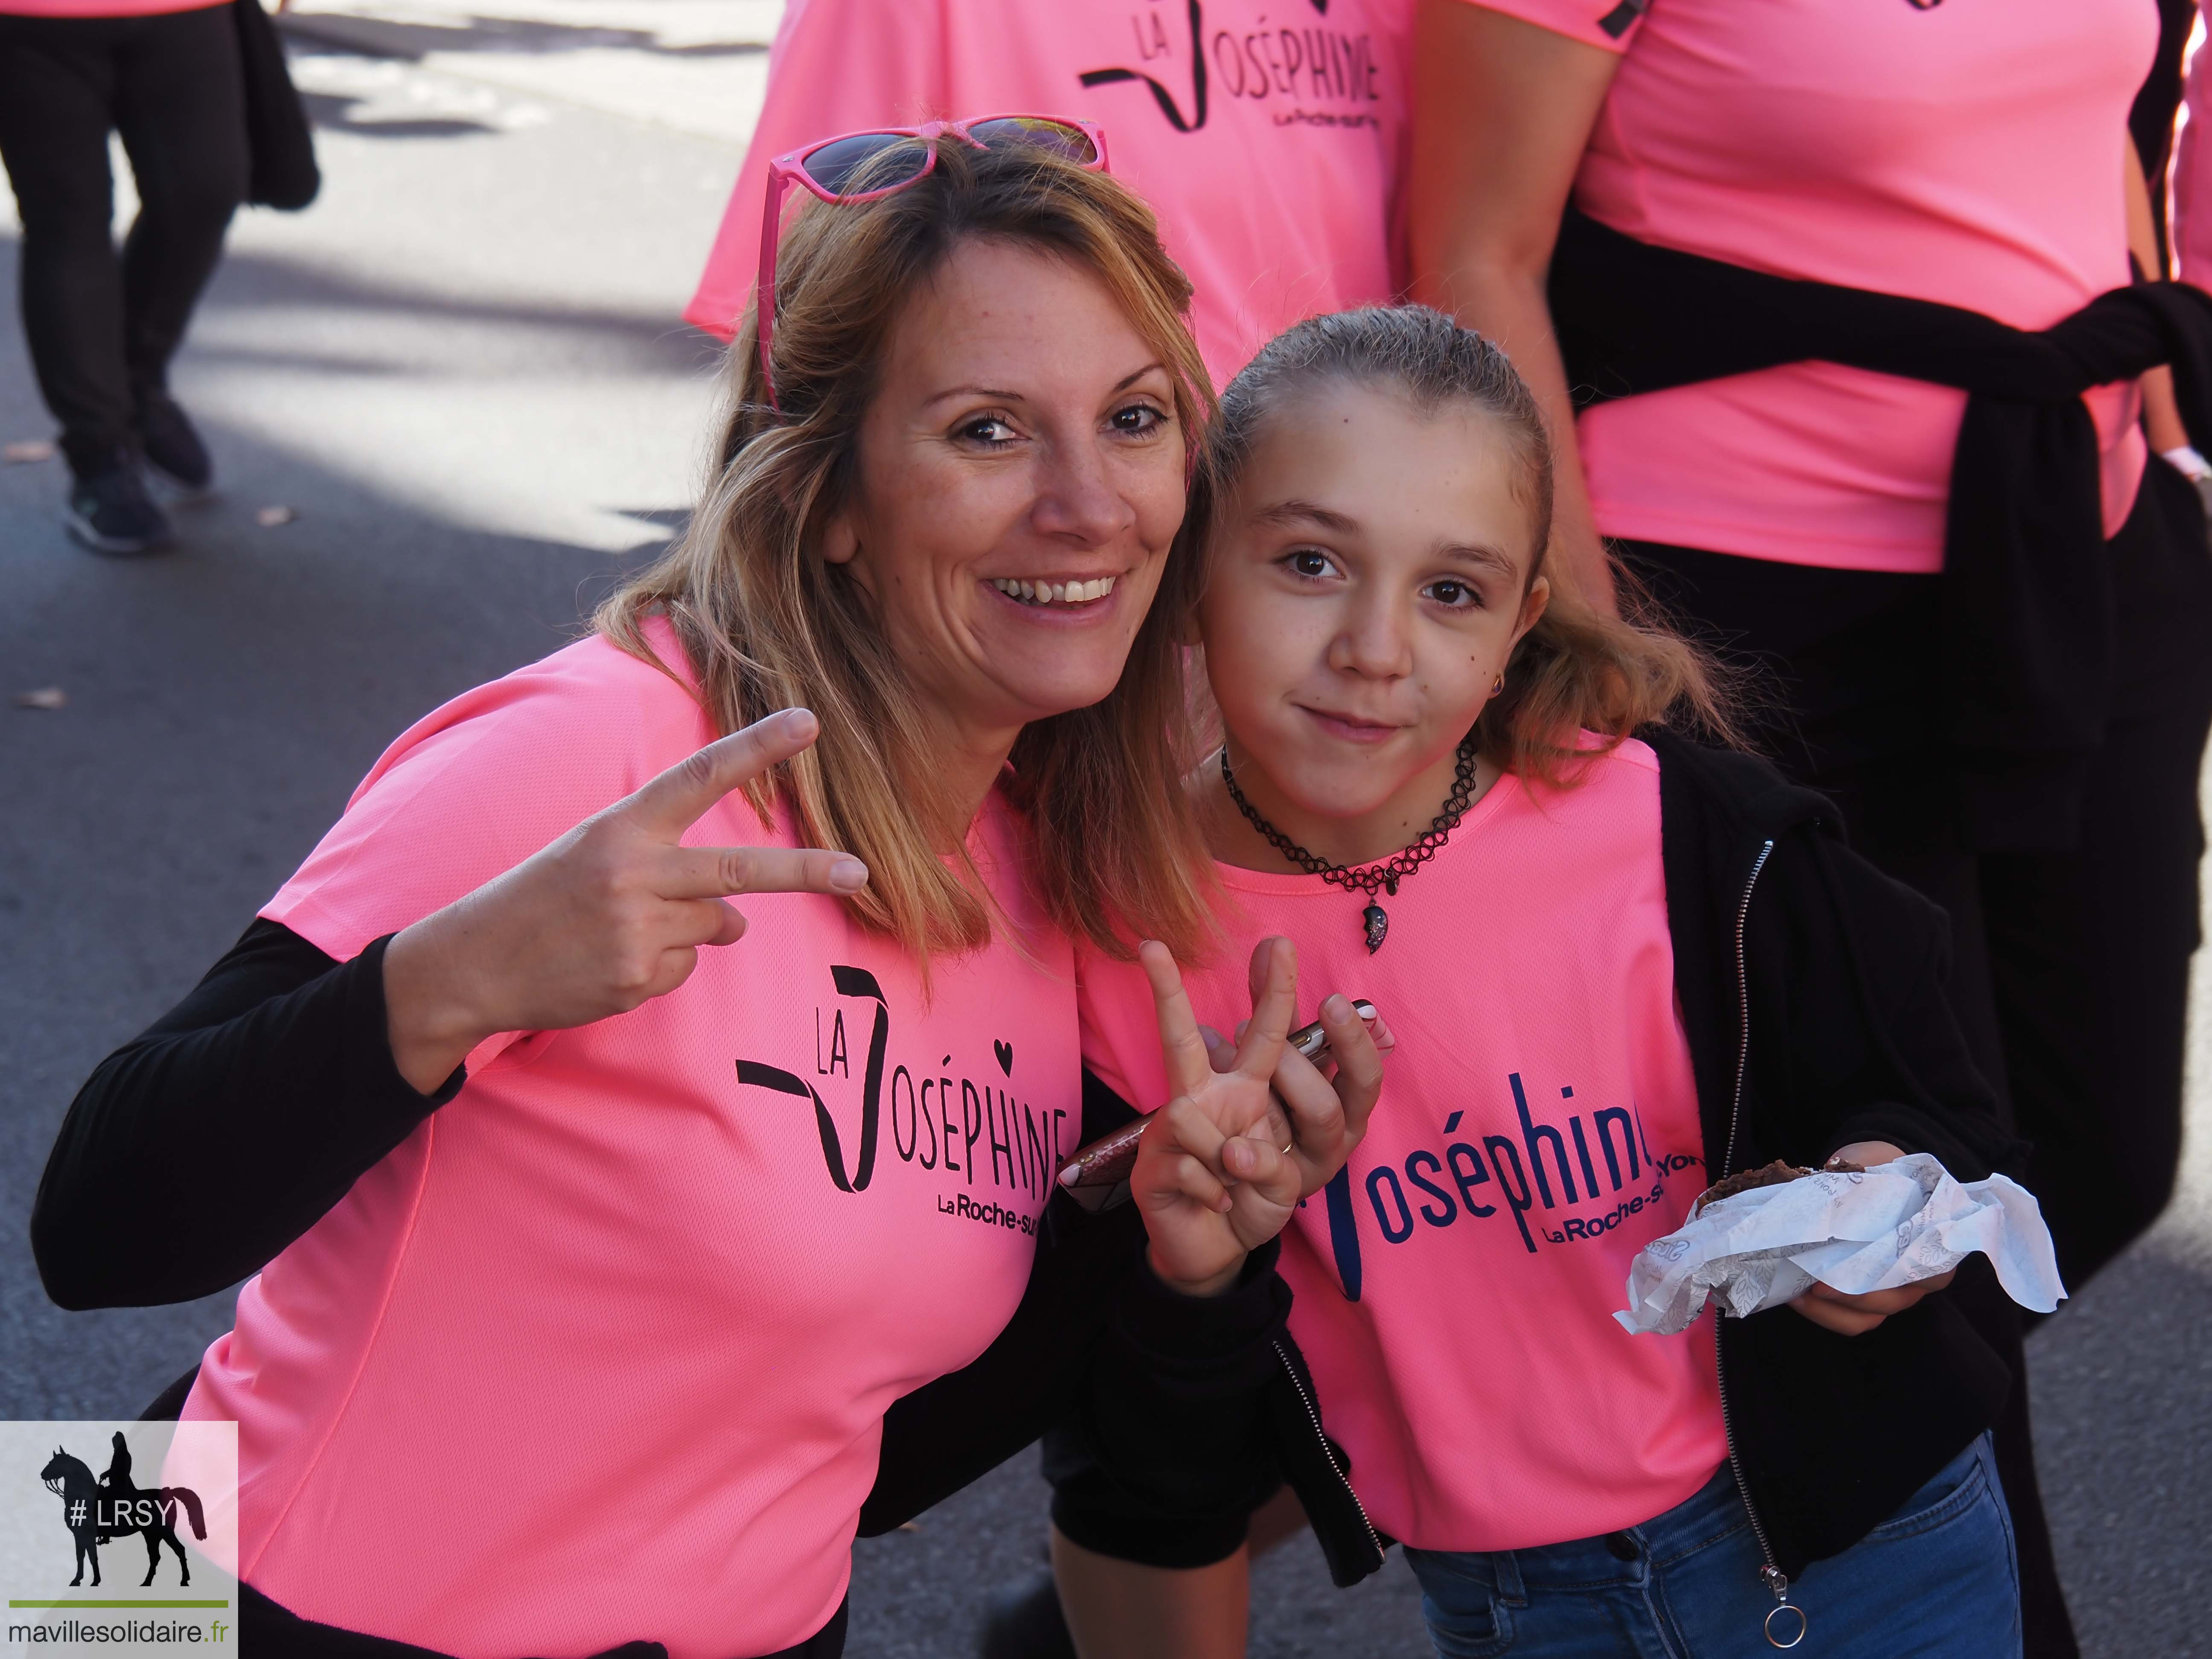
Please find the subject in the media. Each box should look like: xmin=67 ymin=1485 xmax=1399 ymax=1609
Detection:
xmin=1548 ymin=205 xmax=2212 ymax=852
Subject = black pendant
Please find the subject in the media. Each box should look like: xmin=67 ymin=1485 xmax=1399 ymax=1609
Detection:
xmin=1362 ymin=902 xmax=1389 ymax=954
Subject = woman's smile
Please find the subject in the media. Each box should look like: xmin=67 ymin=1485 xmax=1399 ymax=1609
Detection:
xmin=986 ymin=572 xmax=1123 ymax=609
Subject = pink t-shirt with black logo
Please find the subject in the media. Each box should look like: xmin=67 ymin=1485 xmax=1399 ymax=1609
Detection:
xmin=1079 ymin=740 xmax=1729 ymax=1551
xmin=183 ymin=625 xmax=1080 ymax=1659
xmin=1466 ymin=0 xmax=2153 ymax=574
xmin=685 ymin=0 xmax=1411 ymax=388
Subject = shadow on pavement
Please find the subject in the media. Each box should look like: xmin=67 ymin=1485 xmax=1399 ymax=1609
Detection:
xmin=301 ymin=87 xmax=504 ymax=139
xmin=186 ymin=239 xmax=722 ymax=376
xmin=0 ymin=400 xmax=659 ymax=1422
xmin=281 ymin=11 xmax=769 ymax=62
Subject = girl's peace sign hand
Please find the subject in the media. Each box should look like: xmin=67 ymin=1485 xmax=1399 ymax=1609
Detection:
xmin=1208 ymin=936 xmax=1392 ymax=1204
xmin=383 ymin=709 xmax=868 ymax=1093
xmin=1132 ymin=937 xmax=1386 ymax=1297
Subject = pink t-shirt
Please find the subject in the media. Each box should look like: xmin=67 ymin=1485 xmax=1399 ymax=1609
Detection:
xmin=1469 ymin=0 xmax=2153 ymax=574
xmin=0 ymin=0 xmax=224 ymax=16
xmin=184 ymin=626 xmax=1082 ymax=1659
xmin=0 ymin=0 xmax=224 ymax=15
xmin=684 ymin=0 xmax=1411 ymax=389
xmin=1079 ymin=741 xmax=1728 ymax=1551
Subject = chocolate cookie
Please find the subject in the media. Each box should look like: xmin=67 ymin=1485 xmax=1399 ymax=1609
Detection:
xmin=1694 ymin=1159 xmax=1810 ymax=1215
xmin=1693 ymin=1156 xmax=1866 ymax=1216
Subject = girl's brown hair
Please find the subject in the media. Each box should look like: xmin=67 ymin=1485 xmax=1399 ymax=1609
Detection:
xmin=598 ymin=137 xmax=1218 ymax=963
xmin=1197 ymin=304 xmax=1739 ymax=785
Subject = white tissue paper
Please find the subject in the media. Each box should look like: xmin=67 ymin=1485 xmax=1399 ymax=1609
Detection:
xmin=1616 ymin=1153 xmax=2064 ymax=1336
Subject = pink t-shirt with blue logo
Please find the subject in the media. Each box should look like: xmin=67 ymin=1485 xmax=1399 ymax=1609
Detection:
xmin=184 ymin=625 xmax=1081 ymax=1658
xmin=1079 ymin=740 xmax=1729 ymax=1551
xmin=1465 ymin=0 xmax=2153 ymax=574
xmin=685 ymin=0 xmax=1412 ymax=389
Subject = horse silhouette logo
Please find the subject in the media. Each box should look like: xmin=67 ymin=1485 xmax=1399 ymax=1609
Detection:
xmin=38 ymin=1433 xmax=206 ymax=1588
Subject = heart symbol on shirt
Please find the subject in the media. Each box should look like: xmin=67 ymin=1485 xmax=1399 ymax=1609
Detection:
xmin=994 ymin=1040 xmax=1014 ymax=1076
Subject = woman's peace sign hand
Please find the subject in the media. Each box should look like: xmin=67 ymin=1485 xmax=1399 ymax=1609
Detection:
xmin=382 ymin=709 xmax=868 ymax=1093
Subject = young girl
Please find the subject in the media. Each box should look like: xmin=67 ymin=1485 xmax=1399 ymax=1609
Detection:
xmin=1063 ymin=307 xmax=2028 ymax=1657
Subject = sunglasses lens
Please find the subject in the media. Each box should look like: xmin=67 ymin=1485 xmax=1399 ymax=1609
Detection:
xmin=967 ymin=118 xmax=1099 ymax=166
xmin=799 ymin=133 xmax=931 ymax=197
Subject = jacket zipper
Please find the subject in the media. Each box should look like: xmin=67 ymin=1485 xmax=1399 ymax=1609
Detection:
xmin=1272 ymin=1337 xmax=1382 ymax=1566
xmin=1714 ymin=840 xmax=1803 ymax=1646
xmin=1720 ymin=839 xmax=1774 ymax=1176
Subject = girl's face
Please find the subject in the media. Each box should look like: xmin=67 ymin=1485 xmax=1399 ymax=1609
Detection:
xmin=1199 ymin=384 xmax=1549 ymax=843
xmin=824 ymin=239 xmax=1187 ymax=753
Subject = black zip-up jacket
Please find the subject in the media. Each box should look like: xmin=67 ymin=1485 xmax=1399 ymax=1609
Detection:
xmin=1072 ymin=730 xmax=2025 ymax=1590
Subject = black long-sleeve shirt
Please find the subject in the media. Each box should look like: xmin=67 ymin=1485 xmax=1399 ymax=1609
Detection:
xmin=33 ymin=921 xmax=462 ymax=1309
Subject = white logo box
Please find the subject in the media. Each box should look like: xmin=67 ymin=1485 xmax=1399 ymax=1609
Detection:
xmin=0 ymin=1420 xmax=237 ymax=1656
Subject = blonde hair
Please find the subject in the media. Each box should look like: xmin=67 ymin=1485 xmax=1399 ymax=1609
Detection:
xmin=1197 ymin=305 xmax=1739 ymax=785
xmin=598 ymin=137 xmax=1218 ymax=963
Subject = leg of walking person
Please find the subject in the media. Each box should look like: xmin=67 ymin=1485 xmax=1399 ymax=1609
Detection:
xmin=1982 ymin=457 xmax=2212 ymax=1292
xmin=111 ymin=0 xmax=246 ymax=493
xmin=0 ymin=20 xmax=134 ymax=469
xmin=0 ymin=12 xmax=172 ymax=552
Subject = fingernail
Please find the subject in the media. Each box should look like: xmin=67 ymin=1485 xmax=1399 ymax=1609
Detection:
xmin=785 ymin=707 xmax=817 ymax=736
xmin=830 ymin=858 xmax=868 ymax=891
xmin=1322 ymin=993 xmax=1350 ymax=1021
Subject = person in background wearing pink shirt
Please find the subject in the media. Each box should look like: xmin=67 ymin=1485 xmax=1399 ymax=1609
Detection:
xmin=2163 ymin=27 xmax=2212 ymax=498
xmin=1409 ymin=2 xmax=2212 ymax=1650
xmin=1069 ymin=304 xmax=2029 ymax=1659
xmin=2127 ymin=0 xmax=2205 ymax=492
xmin=2175 ymin=34 xmax=2212 ymax=295
xmin=0 ymin=0 xmax=241 ymax=552
xmin=34 ymin=132 xmax=1387 ymax=1659
xmin=685 ymin=0 xmax=1412 ymax=391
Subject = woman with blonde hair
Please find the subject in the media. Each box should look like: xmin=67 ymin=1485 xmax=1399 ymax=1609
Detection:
xmin=33 ymin=124 xmax=1382 ymax=1659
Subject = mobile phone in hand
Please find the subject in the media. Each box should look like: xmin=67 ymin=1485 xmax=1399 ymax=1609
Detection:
xmin=1054 ymin=1000 xmax=1377 ymax=1214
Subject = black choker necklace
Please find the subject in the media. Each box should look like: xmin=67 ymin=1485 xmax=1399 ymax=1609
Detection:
xmin=1220 ymin=738 xmax=1481 ymax=953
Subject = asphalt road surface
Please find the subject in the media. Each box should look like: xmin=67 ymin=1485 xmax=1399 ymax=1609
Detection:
xmin=1 ymin=36 xmax=2206 ymax=1658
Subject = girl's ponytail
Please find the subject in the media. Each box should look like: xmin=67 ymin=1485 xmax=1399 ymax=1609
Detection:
xmin=1485 ymin=578 xmax=1744 ymax=788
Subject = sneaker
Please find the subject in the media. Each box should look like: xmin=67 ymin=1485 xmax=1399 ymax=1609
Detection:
xmin=136 ymin=389 xmax=213 ymax=494
xmin=976 ymin=1570 xmax=1075 ymax=1659
xmin=67 ymin=463 xmax=175 ymax=555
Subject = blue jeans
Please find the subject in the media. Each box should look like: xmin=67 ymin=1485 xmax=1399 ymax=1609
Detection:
xmin=1403 ymin=1434 xmax=2020 ymax=1659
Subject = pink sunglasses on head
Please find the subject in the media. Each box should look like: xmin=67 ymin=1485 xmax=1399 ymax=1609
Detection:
xmin=754 ymin=114 xmax=1112 ymax=410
